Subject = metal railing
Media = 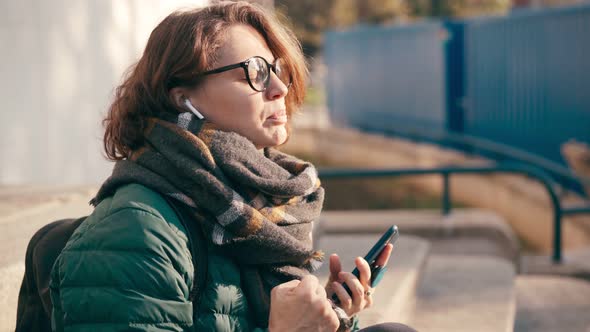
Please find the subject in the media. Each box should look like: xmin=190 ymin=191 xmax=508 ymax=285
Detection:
xmin=319 ymin=163 xmax=590 ymax=264
xmin=359 ymin=126 xmax=590 ymax=194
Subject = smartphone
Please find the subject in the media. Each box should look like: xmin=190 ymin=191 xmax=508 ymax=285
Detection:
xmin=331 ymin=225 xmax=399 ymax=304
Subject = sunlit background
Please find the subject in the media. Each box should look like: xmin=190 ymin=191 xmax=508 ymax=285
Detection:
xmin=2 ymin=1 xmax=590 ymax=331
xmin=1 ymin=0 xmax=210 ymax=185
xmin=1 ymin=0 xmax=587 ymax=185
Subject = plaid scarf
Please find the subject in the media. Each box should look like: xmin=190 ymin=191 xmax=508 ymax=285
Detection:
xmin=91 ymin=111 xmax=325 ymax=327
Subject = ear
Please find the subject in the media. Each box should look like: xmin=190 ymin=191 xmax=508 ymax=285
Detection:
xmin=169 ymin=87 xmax=190 ymax=108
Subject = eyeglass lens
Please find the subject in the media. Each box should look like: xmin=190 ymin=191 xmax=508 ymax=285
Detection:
xmin=247 ymin=57 xmax=290 ymax=91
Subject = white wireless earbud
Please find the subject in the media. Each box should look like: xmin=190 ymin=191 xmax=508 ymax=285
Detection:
xmin=183 ymin=98 xmax=205 ymax=120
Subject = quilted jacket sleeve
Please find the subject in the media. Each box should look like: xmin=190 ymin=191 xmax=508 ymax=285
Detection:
xmin=50 ymin=207 xmax=194 ymax=332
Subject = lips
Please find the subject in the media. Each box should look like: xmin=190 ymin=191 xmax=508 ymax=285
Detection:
xmin=266 ymin=110 xmax=287 ymax=123
xmin=267 ymin=110 xmax=286 ymax=119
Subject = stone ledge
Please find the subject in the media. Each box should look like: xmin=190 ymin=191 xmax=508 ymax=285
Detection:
xmin=514 ymin=275 xmax=590 ymax=332
xmin=320 ymin=209 xmax=521 ymax=267
xmin=409 ymin=255 xmax=516 ymax=332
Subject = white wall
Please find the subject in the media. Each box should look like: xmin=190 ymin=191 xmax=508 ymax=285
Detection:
xmin=0 ymin=0 xmax=208 ymax=185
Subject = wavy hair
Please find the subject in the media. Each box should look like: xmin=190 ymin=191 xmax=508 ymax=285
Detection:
xmin=103 ymin=1 xmax=307 ymax=160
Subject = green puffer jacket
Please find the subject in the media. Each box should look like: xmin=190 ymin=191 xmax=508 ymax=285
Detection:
xmin=49 ymin=183 xmax=267 ymax=331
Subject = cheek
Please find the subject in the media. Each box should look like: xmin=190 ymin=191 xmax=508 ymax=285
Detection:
xmin=231 ymin=94 xmax=266 ymax=125
xmin=207 ymin=89 xmax=262 ymax=124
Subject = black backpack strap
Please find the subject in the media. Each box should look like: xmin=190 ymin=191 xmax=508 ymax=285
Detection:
xmin=163 ymin=197 xmax=208 ymax=315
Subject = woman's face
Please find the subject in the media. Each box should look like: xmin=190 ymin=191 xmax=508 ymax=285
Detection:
xmin=184 ymin=24 xmax=290 ymax=149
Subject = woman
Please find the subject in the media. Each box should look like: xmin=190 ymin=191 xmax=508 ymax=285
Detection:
xmin=49 ymin=2 xmax=416 ymax=331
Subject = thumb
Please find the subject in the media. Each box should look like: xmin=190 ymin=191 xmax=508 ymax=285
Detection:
xmin=329 ymin=254 xmax=342 ymax=280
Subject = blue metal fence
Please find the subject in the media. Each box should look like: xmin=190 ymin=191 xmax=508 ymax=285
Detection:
xmin=324 ymin=4 xmax=590 ymax=166
xmin=325 ymin=22 xmax=448 ymax=132
xmin=461 ymin=5 xmax=590 ymax=164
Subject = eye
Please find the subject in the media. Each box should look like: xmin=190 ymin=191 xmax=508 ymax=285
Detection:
xmin=246 ymin=58 xmax=270 ymax=89
xmin=248 ymin=61 xmax=262 ymax=78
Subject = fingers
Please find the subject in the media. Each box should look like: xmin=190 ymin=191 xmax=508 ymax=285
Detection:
xmin=331 ymin=281 xmax=353 ymax=309
xmin=295 ymin=275 xmax=329 ymax=301
xmin=365 ymin=288 xmax=374 ymax=308
xmin=277 ymin=279 xmax=301 ymax=289
xmin=375 ymin=243 xmax=393 ymax=267
xmin=271 ymin=279 xmax=300 ymax=297
xmin=324 ymin=304 xmax=340 ymax=331
xmin=299 ymin=276 xmax=338 ymax=329
xmin=339 ymin=271 xmax=366 ymax=306
xmin=355 ymin=256 xmax=372 ymax=287
xmin=329 ymin=254 xmax=342 ymax=282
xmin=298 ymin=275 xmax=320 ymax=296
xmin=334 ymin=271 xmax=372 ymax=317
xmin=269 ymin=276 xmax=339 ymax=332
xmin=315 ymin=281 xmax=328 ymax=298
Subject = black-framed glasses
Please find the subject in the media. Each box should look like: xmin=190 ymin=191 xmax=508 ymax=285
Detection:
xmin=201 ymin=56 xmax=292 ymax=92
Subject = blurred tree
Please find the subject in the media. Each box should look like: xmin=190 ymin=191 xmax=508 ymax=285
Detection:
xmin=275 ymin=0 xmax=513 ymax=56
xmin=357 ymin=0 xmax=412 ymax=24
xmin=275 ymin=0 xmax=347 ymax=56
xmin=275 ymin=0 xmax=411 ymax=56
xmin=406 ymin=0 xmax=511 ymax=18
xmin=406 ymin=0 xmax=451 ymax=17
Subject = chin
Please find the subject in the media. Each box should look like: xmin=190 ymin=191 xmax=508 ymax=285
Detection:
xmin=257 ymin=128 xmax=288 ymax=148
xmin=273 ymin=132 xmax=289 ymax=147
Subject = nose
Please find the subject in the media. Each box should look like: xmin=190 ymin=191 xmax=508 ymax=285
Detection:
xmin=265 ymin=71 xmax=289 ymax=101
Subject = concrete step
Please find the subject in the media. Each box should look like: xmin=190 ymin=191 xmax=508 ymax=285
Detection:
xmin=520 ymin=248 xmax=590 ymax=281
xmin=320 ymin=209 xmax=521 ymax=266
xmin=315 ymin=234 xmax=430 ymax=328
xmin=514 ymin=275 xmax=590 ymax=332
xmin=408 ymin=255 xmax=516 ymax=332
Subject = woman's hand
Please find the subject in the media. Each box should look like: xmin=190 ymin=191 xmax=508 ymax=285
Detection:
xmin=268 ymin=275 xmax=340 ymax=332
xmin=325 ymin=243 xmax=393 ymax=317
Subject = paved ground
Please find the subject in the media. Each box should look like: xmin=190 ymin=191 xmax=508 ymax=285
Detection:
xmin=0 ymin=263 xmax=25 ymax=332
xmin=0 ymin=185 xmax=94 ymax=219
xmin=0 ymin=187 xmax=95 ymax=332
xmin=514 ymin=276 xmax=590 ymax=332
xmin=409 ymin=255 xmax=516 ymax=332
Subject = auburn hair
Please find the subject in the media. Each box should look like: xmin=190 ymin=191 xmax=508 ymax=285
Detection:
xmin=103 ymin=1 xmax=308 ymax=160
